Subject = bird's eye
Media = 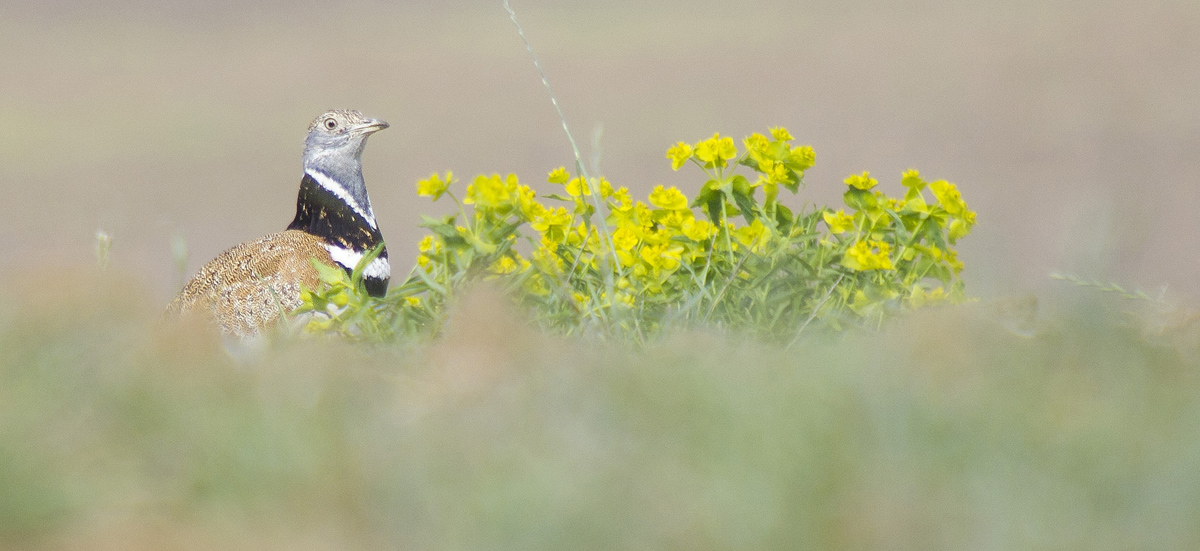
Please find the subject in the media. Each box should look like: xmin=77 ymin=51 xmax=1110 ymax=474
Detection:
xmin=324 ymin=118 xmax=338 ymax=130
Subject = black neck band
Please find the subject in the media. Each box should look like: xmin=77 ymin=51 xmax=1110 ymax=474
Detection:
xmin=288 ymin=173 xmax=389 ymax=296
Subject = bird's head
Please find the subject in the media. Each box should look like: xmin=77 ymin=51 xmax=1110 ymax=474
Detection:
xmin=302 ymin=109 xmax=388 ymax=173
xmin=299 ymin=110 xmax=388 ymax=226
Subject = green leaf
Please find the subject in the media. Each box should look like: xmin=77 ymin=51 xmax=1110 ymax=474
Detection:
xmin=768 ymin=140 xmax=791 ymax=161
xmin=925 ymin=223 xmax=949 ymax=250
xmin=716 ymin=176 xmax=734 ymax=194
xmin=301 ymin=286 xmax=328 ymax=311
xmin=884 ymin=210 xmax=910 ymax=243
xmin=420 ymin=215 xmax=463 ymax=243
xmin=704 ymin=198 xmax=723 ymax=225
xmin=843 ymin=188 xmax=877 ymax=212
xmin=692 ymin=179 xmax=725 ymax=223
xmin=730 ymin=174 xmax=753 ymax=197
xmin=460 ymin=229 xmax=497 ymax=255
xmin=691 ymin=180 xmax=721 ymax=206
xmin=737 ymin=156 xmax=760 ymax=171
xmin=762 ymin=181 xmax=780 ymax=207
xmin=773 ymin=203 xmax=794 ymax=233
xmin=729 ymin=175 xmax=759 ymax=222
xmin=780 ymin=174 xmax=800 ymax=194
xmin=948 ymin=218 xmax=970 ymax=243
xmin=350 ymin=242 xmax=386 ymax=289
xmin=310 ymin=258 xmax=349 ymax=286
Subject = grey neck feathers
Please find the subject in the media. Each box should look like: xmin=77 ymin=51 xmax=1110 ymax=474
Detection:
xmin=302 ymin=135 xmax=376 ymax=226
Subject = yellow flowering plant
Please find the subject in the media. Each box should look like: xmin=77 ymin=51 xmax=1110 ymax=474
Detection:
xmin=296 ymin=127 xmax=976 ymax=342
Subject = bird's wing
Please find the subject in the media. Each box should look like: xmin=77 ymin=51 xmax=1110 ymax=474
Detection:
xmin=165 ymin=230 xmax=334 ymax=335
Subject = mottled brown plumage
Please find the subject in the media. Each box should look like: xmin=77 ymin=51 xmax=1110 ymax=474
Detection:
xmin=168 ymin=110 xmax=390 ymax=337
xmin=166 ymin=230 xmax=333 ymax=336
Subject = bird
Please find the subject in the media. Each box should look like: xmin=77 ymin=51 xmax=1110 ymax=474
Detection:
xmin=167 ymin=109 xmax=390 ymax=336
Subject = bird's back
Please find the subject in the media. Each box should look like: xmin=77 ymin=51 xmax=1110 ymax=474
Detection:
xmin=167 ymin=230 xmax=333 ymax=336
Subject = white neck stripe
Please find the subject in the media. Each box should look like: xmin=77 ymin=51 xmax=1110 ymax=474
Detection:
xmin=323 ymin=244 xmax=391 ymax=280
xmin=305 ymin=169 xmax=378 ymax=230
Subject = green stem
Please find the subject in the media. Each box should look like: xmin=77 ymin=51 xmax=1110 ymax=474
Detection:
xmin=704 ymin=252 xmax=750 ymax=323
xmin=720 ymin=200 xmax=735 ymax=265
xmin=444 ymin=189 xmax=469 ymax=229
xmin=787 ymin=273 xmax=844 ymax=349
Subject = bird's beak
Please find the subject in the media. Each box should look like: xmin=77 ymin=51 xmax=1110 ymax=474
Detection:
xmin=353 ymin=118 xmax=389 ymax=135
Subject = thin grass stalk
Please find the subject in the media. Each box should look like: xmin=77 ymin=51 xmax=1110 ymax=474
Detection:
xmin=501 ymin=0 xmax=620 ymax=321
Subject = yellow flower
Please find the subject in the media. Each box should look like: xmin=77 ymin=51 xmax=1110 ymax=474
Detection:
xmin=611 ymin=201 xmax=654 ymax=233
xmin=530 ymin=206 xmax=572 ymax=242
xmin=405 ymin=296 xmax=421 ymax=307
xmin=929 ymin=180 xmax=967 ymax=216
xmin=616 ymin=249 xmax=637 ymax=268
xmin=305 ymin=318 xmax=331 ymax=332
xmin=769 ymin=127 xmax=793 ymax=141
xmin=962 ymin=208 xmax=977 ymax=225
xmin=610 ymin=187 xmax=633 ymax=209
xmin=612 ymin=226 xmax=639 ymax=251
xmin=912 ymin=244 xmax=943 ymax=262
xmin=490 ymin=256 xmax=518 ymax=275
xmin=532 ymin=247 xmax=564 ymax=275
xmin=418 ymin=235 xmax=435 ymax=253
xmin=634 ymin=201 xmax=653 ymax=224
xmin=844 ymin=171 xmax=878 ymax=191
xmin=597 ymin=177 xmax=614 ymax=198
xmin=584 ymin=229 xmax=609 ymax=257
xmin=573 ymin=292 xmax=590 ymax=306
xmin=945 ymin=248 xmax=964 ymax=272
xmin=666 ymin=141 xmax=694 ymax=171
xmin=744 ymin=133 xmax=770 ymax=159
xmin=654 ymin=209 xmax=689 ymax=231
xmin=944 ymin=218 xmax=965 ymax=241
xmin=822 ymin=209 xmax=854 ymax=234
xmin=758 ymin=159 xmax=790 ymax=186
xmin=843 ymin=240 xmax=894 ymax=271
xmin=565 ymin=177 xmax=592 ymax=197
xmin=908 ymin=285 xmax=948 ymax=308
xmin=639 ymin=242 xmax=683 ymax=272
xmin=648 ymin=185 xmax=689 ymax=210
xmin=464 ymin=173 xmax=511 ymax=208
xmin=608 ymin=203 xmax=637 ymax=230
xmin=901 ymin=169 xmax=925 ymax=190
xmin=524 ymin=274 xmax=550 ymax=296
xmin=693 ymin=133 xmax=737 ymax=168
xmin=565 ymin=223 xmax=586 ymax=247
xmin=547 ymin=166 xmax=570 ymax=184
xmin=516 ymin=184 xmax=545 ymax=221
xmin=788 ymin=145 xmax=815 ymax=172
xmin=416 ymin=171 xmax=451 ymax=199
xmin=732 ymin=218 xmax=771 ymax=253
xmin=681 ymin=218 xmax=715 ymax=241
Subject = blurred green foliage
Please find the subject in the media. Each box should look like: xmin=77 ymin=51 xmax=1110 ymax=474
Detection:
xmin=3 ymin=275 xmax=1200 ymax=549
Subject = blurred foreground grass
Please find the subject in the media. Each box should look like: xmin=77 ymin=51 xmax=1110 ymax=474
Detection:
xmin=2 ymin=271 xmax=1200 ymax=550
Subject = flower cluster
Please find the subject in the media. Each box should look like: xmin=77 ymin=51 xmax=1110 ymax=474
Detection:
xmin=298 ymin=126 xmax=975 ymax=342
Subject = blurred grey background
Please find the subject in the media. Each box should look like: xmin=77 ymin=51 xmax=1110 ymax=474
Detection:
xmin=2 ymin=0 xmax=1197 ymax=302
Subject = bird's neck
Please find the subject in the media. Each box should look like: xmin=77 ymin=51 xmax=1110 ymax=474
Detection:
xmin=288 ymin=169 xmax=389 ymax=296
